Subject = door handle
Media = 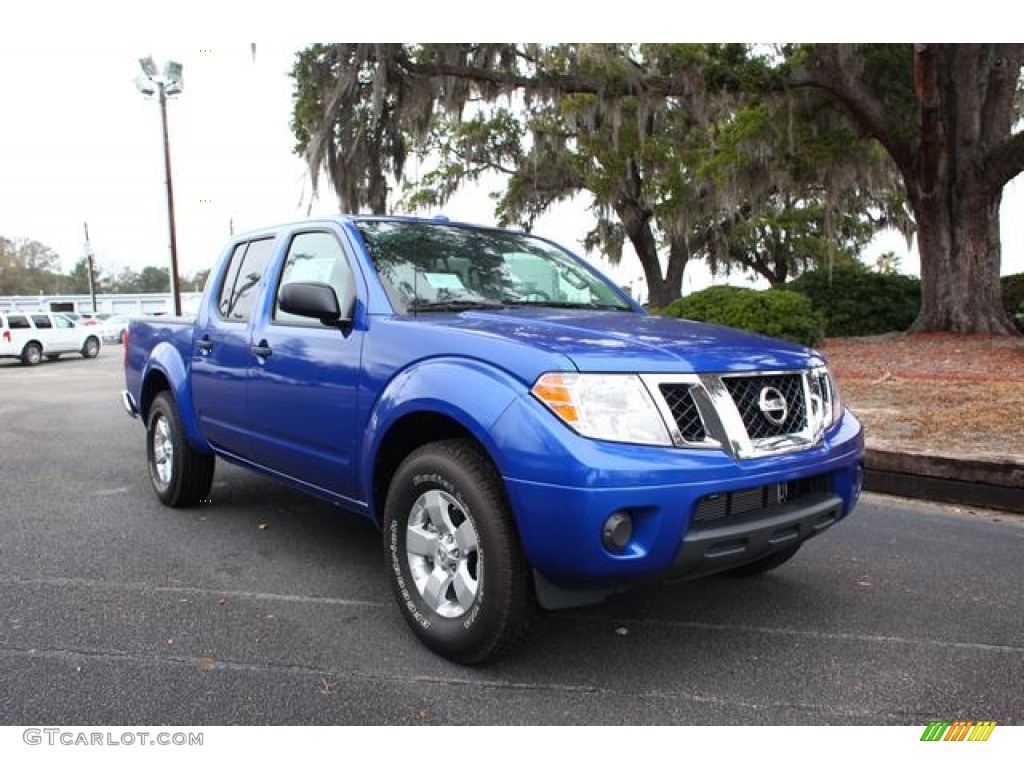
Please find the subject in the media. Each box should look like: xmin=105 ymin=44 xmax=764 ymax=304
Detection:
xmin=251 ymin=342 xmax=273 ymax=359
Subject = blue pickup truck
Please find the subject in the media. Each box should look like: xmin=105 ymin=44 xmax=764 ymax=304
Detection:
xmin=123 ymin=215 xmax=863 ymax=663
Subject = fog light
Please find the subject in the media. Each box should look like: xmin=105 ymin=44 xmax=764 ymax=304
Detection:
xmin=602 ymin=512 xmax=633 ymax=553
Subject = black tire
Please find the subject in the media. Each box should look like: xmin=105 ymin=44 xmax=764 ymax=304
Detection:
xmin=21 ymin=342 xmax=42 ymax=366
xmin=81 ymin=336 xmax=100 ymax=358
xmin=383 ymin=439 xmax=532 ymax=664
xmin=146 ymin=391 xmax=215 ymax=507
xmin=722 ymin=543 xmax=802 ymax=578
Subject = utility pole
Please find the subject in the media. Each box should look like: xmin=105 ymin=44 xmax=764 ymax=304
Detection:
xmin=136 ymin=56 xmax=184 ymax=316
xmin=83 ymin=222 xmax=97 ymax=312
xmin=158 ymin=80 xmax=183 ymax=316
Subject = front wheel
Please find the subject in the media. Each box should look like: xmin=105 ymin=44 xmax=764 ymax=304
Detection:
xmin=81 ymin=336 xmax=100 ymax=358
xmin=383 ymin=439 xmax=532 ymax=664
xmin=146 ymin=392 xmax=215 ymax=507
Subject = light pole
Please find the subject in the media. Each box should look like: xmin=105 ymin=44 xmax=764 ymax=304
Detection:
xmin=135 ymin=56 xmax=184 ymax=316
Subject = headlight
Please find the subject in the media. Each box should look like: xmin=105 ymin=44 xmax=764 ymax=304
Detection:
xmin=809 ymin=366 xmax=843 ymax=431
xmin=530 ymin=372 xmax=672 ymax=446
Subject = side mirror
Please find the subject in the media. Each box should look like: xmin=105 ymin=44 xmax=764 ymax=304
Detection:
xmin=279 ymin=281 xmax=355 ymax=329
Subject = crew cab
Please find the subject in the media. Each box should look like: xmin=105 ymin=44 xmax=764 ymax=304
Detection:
xmin=122 ymin=216 xmax=863 ymax=663
xmin=1 ymin=311 xmax=102 ymax=364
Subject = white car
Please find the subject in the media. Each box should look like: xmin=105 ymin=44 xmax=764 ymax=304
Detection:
xmin=98 ymin=314 xmax=132 ymax=344
xmin=0 ymin=311 xmax=103 ymax=365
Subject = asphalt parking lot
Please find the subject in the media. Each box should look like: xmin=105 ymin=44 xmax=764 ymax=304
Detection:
xmin=0 ymin=351 xmax=1021 ymax=725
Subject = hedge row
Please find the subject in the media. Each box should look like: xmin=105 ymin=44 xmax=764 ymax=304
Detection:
xmin=785 ymin=265 xmax=921 ymax=337
xmin=661 ymin=269 xmax=1024 ymax=344
xmin=660 ymin=285 xmax=824 ymax=347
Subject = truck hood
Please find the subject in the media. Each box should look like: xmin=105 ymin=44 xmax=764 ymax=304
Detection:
xmin=429 ymin=309 xmax=823 ymax=373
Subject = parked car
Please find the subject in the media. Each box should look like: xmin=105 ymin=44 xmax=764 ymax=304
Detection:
xmin=80 ymin=312 xmax=112 ymax=326
xmin=99 ymin=314 xmax=132 ymax=344
xmin=0 ymin=311 xmax=103 ymax=364
xmin=123 ymin=216 xmax=863 ymax=663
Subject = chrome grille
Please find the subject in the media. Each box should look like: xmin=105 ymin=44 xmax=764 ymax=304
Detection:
xmin=658 ymin=383 xmax=706 ymax=442
xmin=723 ymin=374 xmax=806 ymax=439
xmin=641 ymin=367 xmax=833 ymax=460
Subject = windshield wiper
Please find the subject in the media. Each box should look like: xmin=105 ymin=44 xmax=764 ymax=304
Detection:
xmin=504 ymin=300 xmax=633 ymax=311
xmin=410 ymin=299 xmax=508 ymax=313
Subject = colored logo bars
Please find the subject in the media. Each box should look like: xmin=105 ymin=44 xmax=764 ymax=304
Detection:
xmin=920 ymin=721 xmax=997 ymax=742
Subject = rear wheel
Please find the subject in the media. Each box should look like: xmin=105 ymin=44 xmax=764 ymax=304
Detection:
xmin=81 ymin=336 xmax=100 ymax=358
xmin=146 ymin=391 xmax=215 ymax=507
xmin=383 ymin=439 xmax=533 ymax=664
xmin=722 ymin=543 xmax=802 ymax=577
xmin=21 ymin=342 xmax=42 ymax=366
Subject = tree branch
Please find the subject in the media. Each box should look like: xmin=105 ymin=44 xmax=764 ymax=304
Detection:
xmin=392 ymin=47 xmax=693 ymax=100
xmin=789 ymin=45 xmax=916 ymax=180
xmin=983 ymin=129 xmax=1024 ymax=192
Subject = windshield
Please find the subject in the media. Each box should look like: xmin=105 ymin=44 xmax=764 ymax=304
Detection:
xmin=354 ymin=220 xmax=632 ymax=313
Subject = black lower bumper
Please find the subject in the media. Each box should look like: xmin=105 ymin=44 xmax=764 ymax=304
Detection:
xmin=668 ymin=492 xmax=843 ymax=580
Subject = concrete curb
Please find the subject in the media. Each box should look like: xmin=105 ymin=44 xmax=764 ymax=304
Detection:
xmin=863 ymin=442 xmax=1024 ymax=513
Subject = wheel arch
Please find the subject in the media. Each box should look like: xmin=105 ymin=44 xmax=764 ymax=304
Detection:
xmin=139 ymin=342 xmax=210 ymax=452
xmin=371 ymin=412 xmax=499 ymax=526
xmin=362 ymin=358 xmax=525 ymax=524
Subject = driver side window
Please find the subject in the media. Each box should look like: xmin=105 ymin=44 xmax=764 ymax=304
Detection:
xmin=274 ymin=231 xmax=354 ymax=325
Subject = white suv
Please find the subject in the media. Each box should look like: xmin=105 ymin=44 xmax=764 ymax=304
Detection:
xmin=0 ymin=312 xmax=103 ymax=365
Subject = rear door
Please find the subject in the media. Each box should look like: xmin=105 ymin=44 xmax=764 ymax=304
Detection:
xmin=49 ymin=314 xmax=80 ymax=352
xmin=190 ymin=237 xmax=277 ymax=455
xmin=245 ymin=229 xmax=365 ymax=500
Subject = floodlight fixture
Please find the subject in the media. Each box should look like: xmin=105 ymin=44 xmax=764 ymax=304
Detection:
xmin=163 ymin=60 xmax=183 ymax=93
xmin=133 ymin=72 xmax=156 ymax=96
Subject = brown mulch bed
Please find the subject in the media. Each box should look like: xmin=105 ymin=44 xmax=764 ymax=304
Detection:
xmin=821 ymin=333 xmax=1024 ymax=457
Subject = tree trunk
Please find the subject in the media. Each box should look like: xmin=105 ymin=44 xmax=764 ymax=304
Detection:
xmin=616 ymin=201 xmax=686 ymax=309
xmin=909 ymin=182 xmax=1015 ymax=334
xmin=791 ymin=44 xmax=1024 ymax=336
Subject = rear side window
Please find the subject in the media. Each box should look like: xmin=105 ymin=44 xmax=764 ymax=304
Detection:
xmin=7 ymin=314 xmax=30 ymax=329
xmin=31 ymin=314 xmax=52 ymax=329
xmin=217 ymin=238 xmax=276 ymax=322
xmin=274 ymin=231 xmax=354 ymax=326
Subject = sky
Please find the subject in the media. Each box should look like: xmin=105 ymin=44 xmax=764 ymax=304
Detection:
xmin=2 ymin=20 xmax=1023 ymax=301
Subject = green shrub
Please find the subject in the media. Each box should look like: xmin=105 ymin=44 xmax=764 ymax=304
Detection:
xmin=1002 ymin=273 xmax=1024 ymax=330
xmin=785 ymin=264 xmax=920 ymax=337
xmin=1002 ymin=273 xmax=1024 ymax=312
xmin=661 ymin=285 xmax=824 ymax=347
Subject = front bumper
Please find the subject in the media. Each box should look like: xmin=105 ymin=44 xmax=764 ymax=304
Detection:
xmin=491 ymin=394 xmax=863 ymax=598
